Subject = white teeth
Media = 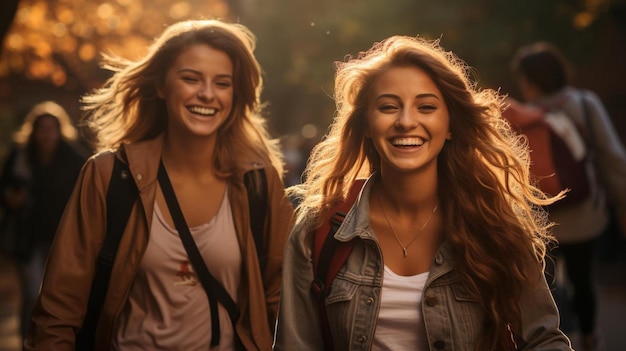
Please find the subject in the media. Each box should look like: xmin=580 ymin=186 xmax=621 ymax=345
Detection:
xmin=188 ymin=106 xmax=216 ymax=116
xmin=391 ymin=138 xmax=424 ymax=146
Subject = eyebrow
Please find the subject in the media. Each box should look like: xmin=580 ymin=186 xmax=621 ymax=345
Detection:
xmin=375 ymin=93 xmax=441 ymax=101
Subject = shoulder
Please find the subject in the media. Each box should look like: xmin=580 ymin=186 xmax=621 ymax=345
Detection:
xmin=81 ymin=149 xmax=122 ymax=186
xmin=564 ymin=87 xmax=602 ymax=107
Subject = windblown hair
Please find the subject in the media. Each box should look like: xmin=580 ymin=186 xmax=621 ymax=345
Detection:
xmin=291 ymin=36 xmax=559 ymax=351
xmin=82 ymin=19 xmax=283 ymax=177
xmin=511 ymin=41 xmax=571 ymax=95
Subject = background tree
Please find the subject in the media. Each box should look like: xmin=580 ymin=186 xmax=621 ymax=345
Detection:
xmin=1 ymin=0 xmax=624 ymax=156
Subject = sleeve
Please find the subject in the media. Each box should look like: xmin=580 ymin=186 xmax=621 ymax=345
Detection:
xmin=23 ymin=155 xmax=111 ymax=351
xmin=515 ymin=263 xmax=574 ymax=350
xmin=273 ymin=219 xmax=325 ymax=350
xmin=0 ymin=147 xmax=21 ymax=207
xmin=583 ymin=91 xmax=626 ymax=214
xmin=261 ymin=166 xmax=294 ymax=327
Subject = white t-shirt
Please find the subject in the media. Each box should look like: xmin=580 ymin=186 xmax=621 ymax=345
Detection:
xmin=113 ymin=190 xmax=241 ymax=351
xmin=372 ymin=266 xmax=429 ymax=351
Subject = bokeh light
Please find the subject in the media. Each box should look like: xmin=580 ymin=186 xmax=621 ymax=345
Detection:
xmin=0 ymin=0 xmax=232 ymax=88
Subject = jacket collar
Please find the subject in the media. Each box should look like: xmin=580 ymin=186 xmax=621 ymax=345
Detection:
xmin=333 ymin=173 xmax=456 ymax=276
xmin=118 ymin=134 xmax=164 ymax=192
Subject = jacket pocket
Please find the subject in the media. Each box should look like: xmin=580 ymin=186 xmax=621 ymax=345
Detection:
xmin=325 ymin=276 xmax=359 ymax=305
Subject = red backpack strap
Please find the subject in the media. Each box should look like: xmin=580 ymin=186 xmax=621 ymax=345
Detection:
xmin=310 ymin=179 xmax=366 ymax=351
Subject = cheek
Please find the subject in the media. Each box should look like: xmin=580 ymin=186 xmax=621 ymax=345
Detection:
xmin=220 ymin=90 xmax=234 ymax=106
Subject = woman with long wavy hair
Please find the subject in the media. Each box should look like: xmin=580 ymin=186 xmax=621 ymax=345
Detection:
xmin=274 ymin=36 xmax=572 ymax=350
xmin=24 ymin=20 xmax=293 ymax=350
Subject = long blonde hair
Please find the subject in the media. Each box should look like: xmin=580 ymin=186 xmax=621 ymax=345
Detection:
xmin=291 ymin=36 xmax=561 ymax=350
xmin=82 ymin=19 xmax=283 ymax=177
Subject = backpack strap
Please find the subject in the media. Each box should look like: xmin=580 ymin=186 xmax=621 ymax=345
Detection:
xmin=158 ymin=160 xmax=237 ymax=347
xmin=244 ymin=168 xmax=268 ymax=270
xmin=77 ymin=160 xmax=269 ymax=349
xmin=76 ymin=156 xmax=138 ymax=349
xmin=310 ymin=179 xmax=366 ymax=351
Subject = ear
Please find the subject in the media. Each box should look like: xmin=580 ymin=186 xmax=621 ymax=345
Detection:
xmin=156 ymin=83 xmax=165 ymax=99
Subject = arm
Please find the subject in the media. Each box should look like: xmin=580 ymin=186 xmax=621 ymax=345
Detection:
xmin=583 ymin=92 xmax=626 ymax=226
xmin=0 ymin=147 xmax=25 ymax=210
xmin=262 ymin=166 xmax=294 ymax=327
xmin=515 ymin=263 xmax=573 ymax=350
xmin=23 ymin=156 xmax=110 ymax=351
xmin=273 ymin=220 xmax=325 ymax=350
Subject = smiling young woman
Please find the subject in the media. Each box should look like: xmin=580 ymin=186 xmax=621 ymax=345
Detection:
xmin=23 ymin=20 xmax=294 ymax=351
xmin=274 ymin=36 xmax=573 ymax=351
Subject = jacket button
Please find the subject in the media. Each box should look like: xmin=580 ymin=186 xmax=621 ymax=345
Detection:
xmin=425 ymin=295 xmax=438 ymax=306
xmin=365 ymin=297 xmax=374 ymax=305
xmin=433 ymin=340 xmax=445 ymax=349
xmin=120 ymin=170 xmax=129 ymax=180
xmin=358 ymin=335 xmax=366 ymax=343
xmin=136 ymin=173 xmax=143 ymax=181
xmin=435 ymin=253 xmax=444 ymax=265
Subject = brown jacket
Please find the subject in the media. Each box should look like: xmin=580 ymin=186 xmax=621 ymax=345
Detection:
xmin=24 ymin=136 xmax=294 ymax=350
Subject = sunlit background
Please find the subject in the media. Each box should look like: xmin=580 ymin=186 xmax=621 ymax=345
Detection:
xmin=1 ymin=0 xmax=625 ymax=174
xmin=0 ymin=2 xmax=626 ymax=349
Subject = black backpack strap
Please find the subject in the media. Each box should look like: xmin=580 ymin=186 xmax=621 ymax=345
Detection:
xmin=76 ymin=156 xmax=138 ymax=349
xmin=243 ymin=168 xmax=268 ymax=270
xmin=157 ymin=160 xmax=239 ymax=347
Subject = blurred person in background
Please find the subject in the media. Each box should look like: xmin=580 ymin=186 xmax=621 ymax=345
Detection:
xmin=0 ymin=100 xmax=87 ymax=337
xmin=505 ymin=41 xmax=626 ymax=351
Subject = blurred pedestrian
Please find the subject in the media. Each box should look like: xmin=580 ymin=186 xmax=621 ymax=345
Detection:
xmin=23 ymin=19 xmax=293 ymax=350
xmin=0 ymin=100 xmax=86 ymax=337
xmin=506 ymin=41 xmax=626 ymax=351
xmin=274 ymin=36 xmax=572 ymax=350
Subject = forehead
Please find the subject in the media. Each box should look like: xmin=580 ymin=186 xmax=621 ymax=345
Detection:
xmin=35 ymin=114 xmax=59 ymax=127
xmin=371 ymin=65 xmax=441 ymax=96
xmin=170 ymin=44 xmax=233 ymax=72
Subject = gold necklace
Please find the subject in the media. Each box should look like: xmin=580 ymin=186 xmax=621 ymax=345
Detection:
xmin=377 ymin=187 xmax=438 ymax=258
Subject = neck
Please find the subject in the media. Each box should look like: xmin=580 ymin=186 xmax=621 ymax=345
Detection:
xmin=161 ymin=133 xmax=216 ymax=177
xmin=37 ymin=145 xmax=57 ymax=165
xmin=377 ymin=169 xmax=439 ymax=214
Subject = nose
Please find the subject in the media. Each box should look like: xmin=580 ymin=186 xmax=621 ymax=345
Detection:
xmin=394 ymin=108 xmax=419 ymax=130
xmin=197 ymin=83 xmax=216 ymax=101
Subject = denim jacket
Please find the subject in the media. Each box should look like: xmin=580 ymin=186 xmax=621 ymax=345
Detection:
xmin=274 ymin=176 xmax=572 ymax=350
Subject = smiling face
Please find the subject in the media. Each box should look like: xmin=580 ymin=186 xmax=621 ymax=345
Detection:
xmin=366 ymin=65 xmax=451 ymax=175
xmin=158 ymin=44 xmax=234 ymax=140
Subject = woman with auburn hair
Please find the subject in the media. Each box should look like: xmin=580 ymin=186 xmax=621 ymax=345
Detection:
xmin=274 ymin=36 xmax=572 ymax=350
xmin=24 ymin=20 xmax=293 ymax=350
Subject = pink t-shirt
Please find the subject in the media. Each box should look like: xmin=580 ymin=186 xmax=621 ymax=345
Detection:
xmin=113 ymin=190 xmax=241 ymax=351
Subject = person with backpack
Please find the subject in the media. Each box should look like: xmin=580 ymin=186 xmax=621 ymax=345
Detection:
xmin=504 ymin=42 xmax=626 ymax=351
xmin=274 ymin=36 xmax=572 ymax=350
xmin=23 ymin=20 xmax=294 ymax=351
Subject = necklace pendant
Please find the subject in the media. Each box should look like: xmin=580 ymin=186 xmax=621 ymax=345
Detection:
xmin=403 ymin=247 xmax=408 ymax=257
